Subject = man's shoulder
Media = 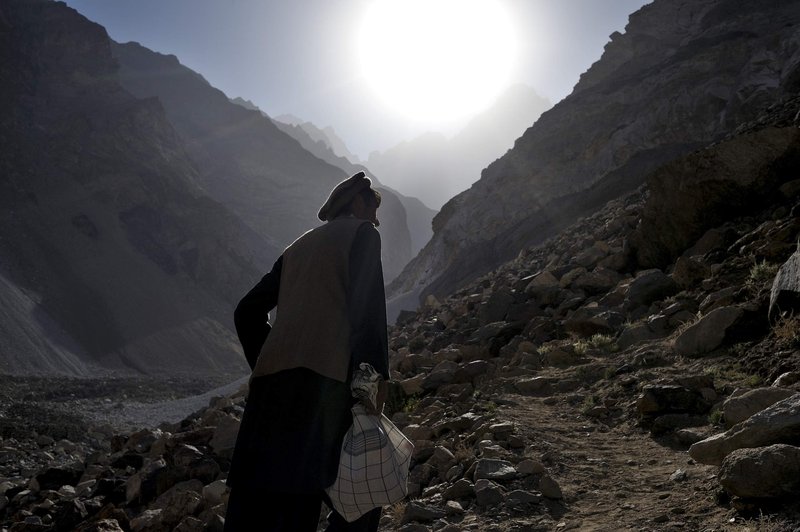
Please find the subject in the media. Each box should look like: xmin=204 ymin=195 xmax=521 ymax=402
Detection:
xmin=288 ymin=218 xmax=372 ymax=251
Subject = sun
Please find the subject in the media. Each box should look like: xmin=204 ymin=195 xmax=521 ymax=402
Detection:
xmin=357 ymin=0 xmax=517 ymax=122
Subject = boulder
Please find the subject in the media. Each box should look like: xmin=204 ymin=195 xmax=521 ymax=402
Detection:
xmin=402 ymin=501 xmax=445 ymax=523
xmin=719 ymin=444 xmax=800 ymax=498
xmin=636 ymin=385 xmax=711 ymax=418
xmin=515 ymin=377 xmax=554 ymax=396
xmin=631 ymin=127 xmax=800 ymax=268
xmin=673 ymin=306 xmax=744 ymax=356
xmin=474 ymin=479 xmax=504 ymax=506
xmin=539 ymin=475 xmax=563 ymax=499
xmin=769 ymin=250 xmax=800 ymax=320
xmin=572 ymin=268 xmax=621 ymax=295
xmin=473 ymin=459 xmax=517 ymax=481
xmin=564 ymin=309 xmax=624 ymax=336
xmin=625 ymin=269 xmax=679 ymax=309
xmin=443 ymin=479 xmax=474 ymax=500
xmin=689 ymin=393 xmax=800 ymax=465
xmin=34 ymin=462 xmax=84 ymax=491
xmin=506 ymin=489 xmax=542 ymax=508
xmin=209 ymin=414 xmax=240 ymax=458
xmin=672 ymin=256 xmax=710 ymax=289
xmin=478 ymin=289 xmax=515 ymax=324
xmin=722 ymin=387 xmax=797 ymax=428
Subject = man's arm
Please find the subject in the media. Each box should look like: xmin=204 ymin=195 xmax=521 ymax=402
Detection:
xmin=348 ymin=223 xmax=390 ymax=381
xmin=234 ymin=256 xmax=283 ymax=370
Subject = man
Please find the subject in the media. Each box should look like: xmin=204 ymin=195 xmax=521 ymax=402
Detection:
xmin=225 ymin=172 xmax=390 ymax=531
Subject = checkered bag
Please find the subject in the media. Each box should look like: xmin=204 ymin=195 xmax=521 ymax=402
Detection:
xmin=325 ymin=403 xmax=414 ymax=522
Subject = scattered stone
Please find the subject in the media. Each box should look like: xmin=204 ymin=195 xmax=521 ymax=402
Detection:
xmin=473 ymin=459 xmax=517 ymax=481
xmin=443 ymin=478 xmax=474 ymax=500
xmin=539 ymin=475 xmax=563 ymax=499
xmin=474 ymin=479 xmax=504 ymax=506
xmin=506 ymin=489 xmax=541 ymax=508
xmin=402 ymin=501 xmax=446 ymax=523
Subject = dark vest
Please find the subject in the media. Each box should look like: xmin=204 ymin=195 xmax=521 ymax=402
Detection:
xmin=251 ymin=217 xmax=371 ymax=383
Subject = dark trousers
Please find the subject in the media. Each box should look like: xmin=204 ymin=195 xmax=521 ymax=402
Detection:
xmin=224 ymin=487 xmax=382 ymax=532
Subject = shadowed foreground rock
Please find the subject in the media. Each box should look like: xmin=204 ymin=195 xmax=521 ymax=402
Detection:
xmin=719 ymin=444 xmax=800 ymax=499
xmin=689 ymin=394 xmax=800 ymax=466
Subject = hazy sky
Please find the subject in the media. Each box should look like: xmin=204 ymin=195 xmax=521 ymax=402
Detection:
xmin=65 ymin=0 xmax=650 ymax=159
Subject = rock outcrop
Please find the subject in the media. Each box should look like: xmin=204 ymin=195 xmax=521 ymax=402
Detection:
xmin=388 ymin=0 xmax=800 ymax=311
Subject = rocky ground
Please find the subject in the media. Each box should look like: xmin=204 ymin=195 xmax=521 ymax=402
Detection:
xmin=3 ymin=127 xmax=800 ymax=530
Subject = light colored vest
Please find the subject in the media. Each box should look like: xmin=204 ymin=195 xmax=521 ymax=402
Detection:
xmin=251 ymin=217 xmax=371 ymax=383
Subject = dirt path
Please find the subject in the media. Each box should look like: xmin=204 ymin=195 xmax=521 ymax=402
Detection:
xmin=497 ymin=394 xmax=736 ymax=531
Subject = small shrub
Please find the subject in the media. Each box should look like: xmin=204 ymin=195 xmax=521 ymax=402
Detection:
xmin=573 ymin=340 xmax=590 ymax=356
xmin=579 ymin=395 xmax=599 ymax=415
xmin=401 ymin=395 xmax=421 ymax=413
xmin=772 ymin=314 xmax=800 ymax=347
xmin=708 ymin=408 xmax=723 ymax=426
xmin=589 ymin=333 xmax=619 ymax=353
xmin=537 ymin=343 xmax=557 ymax=355
xmin=746 ymin=260 xmax=779 ymax=295
xmin=706 ymin=363 xmax=763 ymax=388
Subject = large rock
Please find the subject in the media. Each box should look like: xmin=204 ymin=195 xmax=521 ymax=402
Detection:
xmin=209 ymin=414 xmax=240 ymax=458
xmin=673 ymin=306 xmax=744 ymax=356
xmin=625 ymin=269 xmax=679 ymax=309
xmin=689 ymin=393 xmax=800 ymax=465
xmin=632 ymin=127 xmax=800 ymax=268
xmin=719 ymin=444 xmax=800 ymax=498
xmin=722 ymin=387 xmax=797 ymax=428
xmin=769 ymin=250 xmax=800 ymax=320
xmin=636 ymin=385 xmax=711 ymax=418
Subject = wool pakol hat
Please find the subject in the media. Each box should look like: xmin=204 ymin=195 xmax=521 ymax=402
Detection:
xmin=318 ymin=171 xmax=373 ymax=222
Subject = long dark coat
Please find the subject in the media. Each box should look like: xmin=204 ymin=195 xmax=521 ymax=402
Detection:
xmin=227 ymin=221 xmax=389 ymax=493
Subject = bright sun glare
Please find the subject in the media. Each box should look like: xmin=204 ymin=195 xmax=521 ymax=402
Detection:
xmin=358 ymin=0 xmax=517 ymax=122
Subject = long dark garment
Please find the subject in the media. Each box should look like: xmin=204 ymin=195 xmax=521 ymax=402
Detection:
xmin=225 ymin=369 xmax=381 ymax=531
xmin=226 ymin=220 xmax=389 ymax=531
xmin=227 ymin=369 xmax=353 ymax=493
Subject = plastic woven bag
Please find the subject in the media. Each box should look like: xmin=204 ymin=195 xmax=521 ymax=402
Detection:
xmin=325 ymin=403 xmax=414 ymax=522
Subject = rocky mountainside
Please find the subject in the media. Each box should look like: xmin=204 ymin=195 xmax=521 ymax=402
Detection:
xmin=111 ymin=42 xmax=414 ymax=282
xmin=270 ymin=116 xmax=437 ymax=258
xmin=389 ymin=0 xmax=800 ymax=312
xmin=366 ymin=84 xmax=552 ymax=210
xmin=2 ymin=98 xmax=799 ymax=531
xmin=0 ymin=0 xmax=277 ymax=377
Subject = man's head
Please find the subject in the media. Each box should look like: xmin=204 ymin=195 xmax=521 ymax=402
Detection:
xmin=318 ymin=171 xmax=381 ymax=226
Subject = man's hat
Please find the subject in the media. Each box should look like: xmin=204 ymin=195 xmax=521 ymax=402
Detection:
xmin=318 ymin=171 xmax=373 ymax=222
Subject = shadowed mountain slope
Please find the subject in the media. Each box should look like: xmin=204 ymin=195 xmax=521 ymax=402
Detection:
xmin=388 ymin=0 xmax=800 ymax=313
xmin=112 ymin=42 xmax=413 ymax=281
xmin=0 ymin=0 xmax=276 ymax=376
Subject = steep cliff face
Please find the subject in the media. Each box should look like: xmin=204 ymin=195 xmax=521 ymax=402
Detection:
xmin=389 ymin=0 xmax=800 ymax=308
xmin=0 ymin=0 xmax=273 ymax=375
xmin=112 ymin=42 xmax=413 ymax=282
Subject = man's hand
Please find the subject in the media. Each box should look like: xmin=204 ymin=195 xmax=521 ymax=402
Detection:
xmin=363 ymin=379 xmax=389 ymax=415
